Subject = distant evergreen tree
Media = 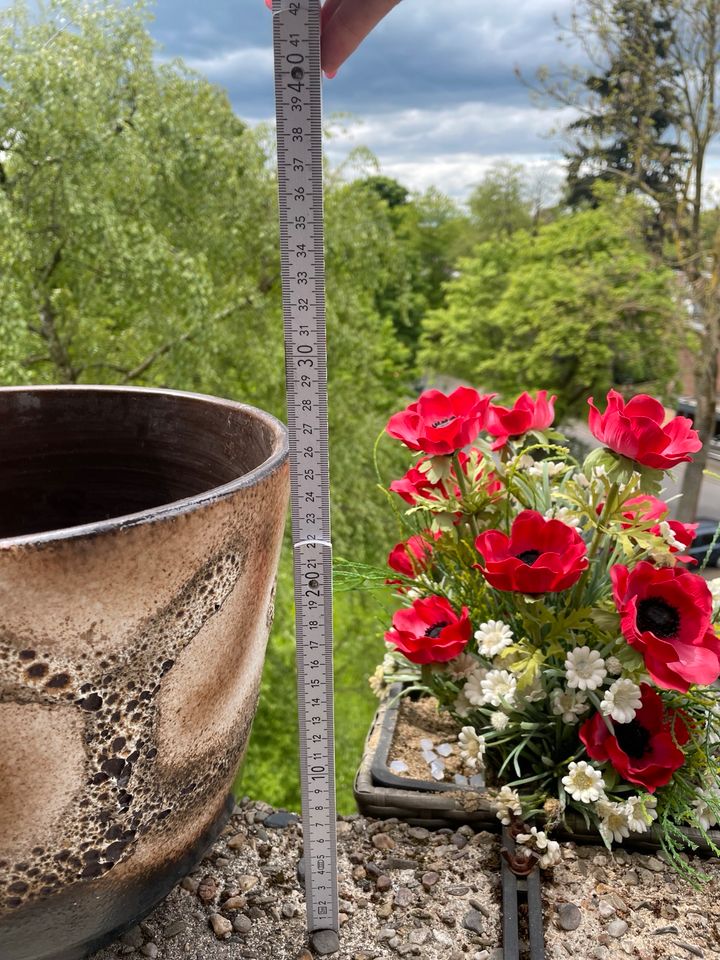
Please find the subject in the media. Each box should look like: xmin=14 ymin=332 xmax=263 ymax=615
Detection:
xmin=565 ymin=0 xmax=685 ymax=242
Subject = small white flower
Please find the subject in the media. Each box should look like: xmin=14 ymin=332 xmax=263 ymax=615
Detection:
xmin=495 ymin=785 xmax=522 ymax=825
xmin=692 ymin=788 xmax=720 ymax=832
xmin=538 ymin=838 xmax=562 ymax=869
xmin=516 ymin=454 xmax=534 ymax=471
xmin=605 ymin=656 xmax=623 ymax=676
xmin=368 ymin=664 xmax=385 ymax=697
xmin=709 ymin=578 xmax=720 ymax=614
xmin=576 ymin=472 xmax=591 ymax=489
xmin=596 ymin=799 xmax=631 ymax=845
xmin=709 ymin=577 xmax=720 ymax=600
xmin=458 ymin=726 xmax=486 ymax=770
xmin=550 ymin=687 xmax=589 ymax=724
xmin=490 ymin=711 xmax=510 ymax=732
xmin=658 ymin=520 xmax=684 ymax=551
xmin=562 ymin=760 xmax=605 ymax=803
xmin=600 ymin=678 xmax=643 ymax=724
xmin=446 ymin=652 xmax=479 ymax=680
xmin=517 ymin=676 xmax=546 ymax=704
xmin=514 ymin=826 xmax=562 ymax=868
xmin=464 ymin=668 xmax=488 ymax=706
xmin=453 ymin=689 xmax=473 ymax=718
xmin=544 ymin=506 xmax=581 ymax=528
xmin=480 ymin=669 xmax=517 ymax=707
xmin=625 ymin=794 xmax=658 ymax=834
xmin=474 ymin=620 xmax=514 ymax=657
xmin=565 ymin=646 xmax=607 ymax=691
xmin=593 ymin=464 xmax=608 ymax=479
xmin=405 ymin=587 xmax=423 ymax=600
xmin=382 ymin=653 xmax=397 ymax=674
xmin=515 ymin=825 xmax=549 ymax=850
xmin=529 ymin=460 xmax=566 ymax=478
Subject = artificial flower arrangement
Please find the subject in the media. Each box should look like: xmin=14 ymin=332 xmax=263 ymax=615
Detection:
xmin=372 ymin=385 xmax=720 ymax=878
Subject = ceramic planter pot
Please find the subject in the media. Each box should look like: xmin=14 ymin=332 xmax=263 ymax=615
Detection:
xmin=0 ymin=386 xmax=289 ymax=960
xmin=356 ymin=684 xmax=720 ymax=853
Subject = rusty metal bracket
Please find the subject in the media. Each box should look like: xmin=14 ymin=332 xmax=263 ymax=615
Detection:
xmin=500 ymin=826 xmax=545 ymax=960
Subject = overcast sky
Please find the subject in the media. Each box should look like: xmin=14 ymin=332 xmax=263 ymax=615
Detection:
xmin=148 ymin=0 xmax=575 ymax=199
xmin=9 ymin=0 xmax=720 ymax=202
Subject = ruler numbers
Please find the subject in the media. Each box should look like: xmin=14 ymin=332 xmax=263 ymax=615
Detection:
xmin=272 ymin=0 xmax=339 ymax=936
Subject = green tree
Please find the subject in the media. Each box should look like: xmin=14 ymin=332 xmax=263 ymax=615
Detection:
xmin=418 ymin=193 xmax=682 ymax=418
xmin=534 ymin=0 xmax=720 ymax=520
xmin=562 ymin=0 xmax=685 ymax=243
xmin=467 ymin=163 xmax=535 ymax=241
xmin=356 ymin=177 xmax=472 ymax=360
xmin=0 ymin=1 xmax=282 ymax=389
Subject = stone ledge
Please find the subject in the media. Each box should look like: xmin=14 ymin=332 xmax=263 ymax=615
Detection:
xmin=91 ymin=799 xmax=720 ymax=960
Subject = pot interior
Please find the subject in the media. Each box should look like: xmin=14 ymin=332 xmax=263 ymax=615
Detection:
xmin=0 ymin=387 xmax=284 ymax=540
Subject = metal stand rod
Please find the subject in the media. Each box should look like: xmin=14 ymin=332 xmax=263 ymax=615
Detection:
xmin=501 ymin=826 xmax=546 ymax=960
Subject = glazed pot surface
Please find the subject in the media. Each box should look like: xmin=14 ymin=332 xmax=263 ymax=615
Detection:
xmin=0 ymin=386 xmax=289 ymax=960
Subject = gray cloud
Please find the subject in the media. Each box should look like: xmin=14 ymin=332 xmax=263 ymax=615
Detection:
xmin=147 ymin=0 xmax=576 ymax=195
xmin=0 ymin=1 xmax=591 ymax=196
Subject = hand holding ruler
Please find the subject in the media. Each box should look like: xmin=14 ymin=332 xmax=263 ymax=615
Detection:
xmin=271 ymin=0 xmax=339 ymax=946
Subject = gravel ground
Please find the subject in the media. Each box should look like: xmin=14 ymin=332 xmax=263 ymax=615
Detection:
xmin=91 ymin=799 xmax=720 ymax=960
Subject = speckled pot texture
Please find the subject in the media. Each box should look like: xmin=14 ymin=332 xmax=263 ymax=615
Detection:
xmin=0 ymin=386 xmax=289 ymax=960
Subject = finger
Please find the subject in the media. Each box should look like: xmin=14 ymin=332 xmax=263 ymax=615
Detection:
xmin=321 ymin=0 xmax=344 ymax=28
xmin=321 ymin=0 xmax=401 ymax=74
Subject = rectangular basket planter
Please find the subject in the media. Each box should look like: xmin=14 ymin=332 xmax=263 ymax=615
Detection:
xmin=354 ymin=683 xmax=720 ymax=854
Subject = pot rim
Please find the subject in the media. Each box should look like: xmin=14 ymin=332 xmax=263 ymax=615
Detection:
xmin=0 ymin=384 xmax=289 ymax=550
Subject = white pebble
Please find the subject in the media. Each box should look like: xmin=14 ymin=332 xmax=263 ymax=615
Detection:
xmin=430 ymin=760 xmax=445 ymax=781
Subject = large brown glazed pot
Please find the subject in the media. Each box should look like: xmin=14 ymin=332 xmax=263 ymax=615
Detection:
xmin=0 ymin=386 xmax=289 ymax=960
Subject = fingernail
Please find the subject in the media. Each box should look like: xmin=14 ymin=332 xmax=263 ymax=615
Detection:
xmin=323 ymin=69 xmax=337 ymax=79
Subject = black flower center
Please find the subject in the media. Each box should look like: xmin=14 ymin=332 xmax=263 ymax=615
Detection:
xmin=615 ymin=719 xmax=652 ymax=759
xmin=516 ymin=549 xmax=542 ymax=566
xmin=431 ymin=415 xmax=456 ymax=428
xmin=636 ymin=597 xmax=680 ymax=638
xmin=425 ymin=620 xmax=449 ymax=639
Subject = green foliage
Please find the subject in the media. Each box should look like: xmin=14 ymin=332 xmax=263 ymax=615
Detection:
xmin=0 ymin=0 xmax=280 ymax=387
xmin=355 ymin=177 xmax=472 ymax=360
xmin=418 ymin=192 xmax=682 ymax=418
xmin=467 ymin=163 xmax=535 ymax=241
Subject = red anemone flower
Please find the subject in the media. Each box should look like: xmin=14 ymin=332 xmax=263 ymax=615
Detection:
xmin=474 ymin=510 xmax=588 ymax=594
xmin=486 ymin=390 xmax=556 ymax=450
xmin=580 ymin=684 xmax=689 ymax=792
xmin=389 ymin=451 xmax=502 ymax=506
xmin=617 ymin=495 xmax=697 ymax=559
xmin=385 ymin=595 xmax=471 ymax=665
xmin=387 ymin=533 xmax=438 ymax=579
xmin=587 ymin=390 xmax=701 ymax=470
xmin=390 ymin=461 xmax=447 ymax=505
xmin=622 ymin=495 xmax=667 ymax=523
xmin=611 ymin=561 xmax=720 ymax=691
xmin=386 ymin=387 xmax=492 ymax=456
